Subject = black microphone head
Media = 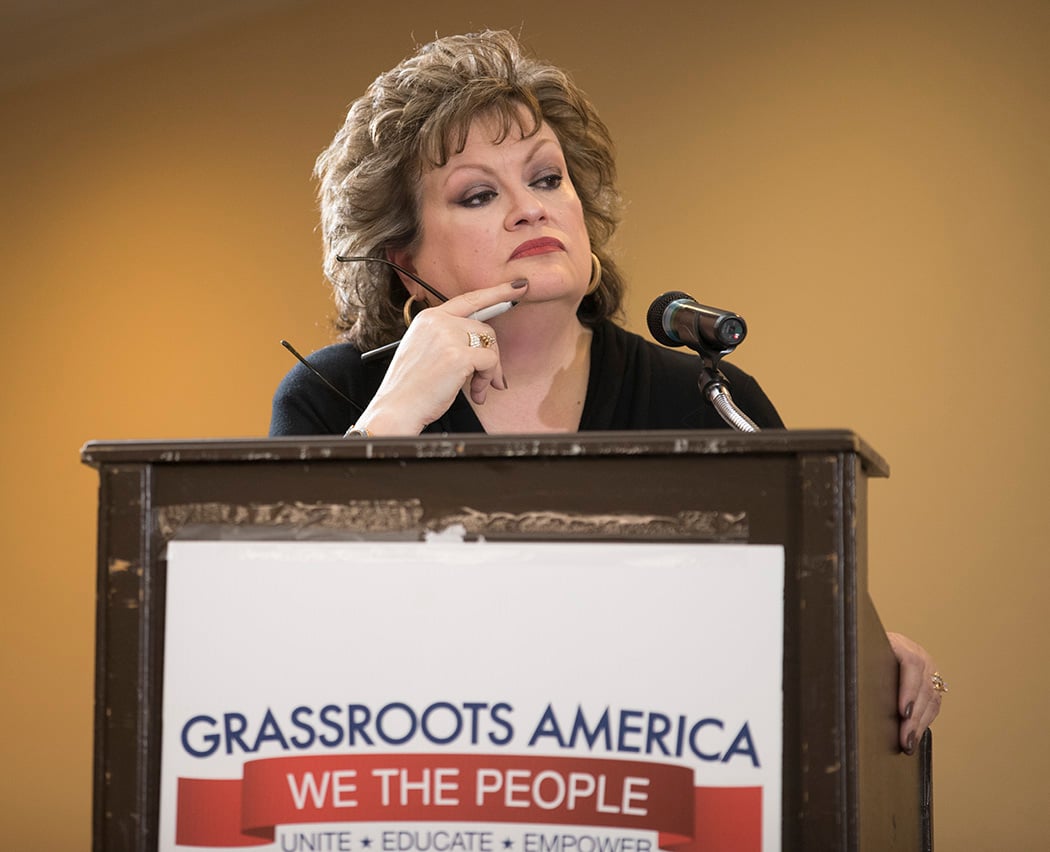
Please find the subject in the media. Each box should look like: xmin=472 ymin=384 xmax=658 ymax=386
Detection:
xmin=646 ymin=290 xmax=692 ymax=347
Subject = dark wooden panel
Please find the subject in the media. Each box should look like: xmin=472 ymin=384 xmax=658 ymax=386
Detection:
xmin=83 ymin=432 xmax=924 ymax=852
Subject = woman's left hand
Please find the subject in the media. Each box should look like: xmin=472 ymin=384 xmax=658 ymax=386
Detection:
xmin=887 ymin=631 xmax=946 ymax=755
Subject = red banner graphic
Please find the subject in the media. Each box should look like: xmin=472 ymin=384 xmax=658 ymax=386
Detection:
xmin=176 ymin=754 xmax=760 ymax=851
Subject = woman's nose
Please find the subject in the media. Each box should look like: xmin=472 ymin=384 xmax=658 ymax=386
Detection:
xmin=505 ymin=185 xmax=547 ymax=228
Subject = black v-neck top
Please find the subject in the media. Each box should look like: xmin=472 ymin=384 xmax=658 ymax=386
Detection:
xmin=269 ymin=320 xmax=783 ymax=436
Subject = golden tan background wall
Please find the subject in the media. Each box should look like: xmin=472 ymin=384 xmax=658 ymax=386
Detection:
xmin=1 ymin=0 xmax=1047 ymax=848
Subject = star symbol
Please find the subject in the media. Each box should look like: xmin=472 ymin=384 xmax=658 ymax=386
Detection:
xmin=502 ymin=840 xmax=515 ymax=849
xmin=361 ymin=837 xmax=373 ymax=848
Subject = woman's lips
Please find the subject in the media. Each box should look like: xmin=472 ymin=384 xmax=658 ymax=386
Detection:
xmin=510 ymin=237 xmax=565 ymax=259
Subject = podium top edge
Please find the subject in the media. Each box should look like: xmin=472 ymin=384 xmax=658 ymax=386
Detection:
xmin=80 ymin=429 xmax=889 ymax=477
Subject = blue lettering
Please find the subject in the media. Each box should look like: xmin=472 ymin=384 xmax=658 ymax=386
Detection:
xmin=723 ymin=721 xmax=760 ymax=767
xmin=616 ymin=709 xmax=643 ymax=753
xmin=347 ymin=704 xmax=373 ymax=746
xmin=689 ymin=718 xmax=724 ymax=761
xmin=253 ymin=707 xmax=290 ymax=752
xmin=376 ymin=702 xmax=416 ymax=745
xmin=645 ymin=712 xmax=674 ymax=756
xmin=463 ymin=702 xmax=486 ymax=744
xmin=319 ymin=704 xmax=344 ymax=747
xmin=489 ymin=702 xmax=514 ymax=746
xmin=224 ymin=713 xmax=251 ymax=754
xmin=569 ymin=706 xmax=612 ymax=751
xmin=290 ymin=706 xmax=316 ymax=749
xmin=181 ymin=714 xmax=220 ymax=758
xmin=528 ymin=704 xmax=568 ymax=748
xmin=176 ymin=701 xmax=525 ymax=759
xmin=422 ymin=702 xmax=463 ymax=745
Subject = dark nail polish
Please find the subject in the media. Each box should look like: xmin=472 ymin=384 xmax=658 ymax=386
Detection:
xmin=905 ymin=731 xmax=916 ymax=755
xmin=511 ymin=278 xmax=528 ymax=288
xmin=904 ymin=702 xmax=914 ymax=720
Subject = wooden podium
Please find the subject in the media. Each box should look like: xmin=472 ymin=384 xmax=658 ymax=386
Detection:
xmin=82 ymin=430 xmax=932 ymax=851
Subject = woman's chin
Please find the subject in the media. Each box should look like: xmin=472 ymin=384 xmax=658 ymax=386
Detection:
xmin=513 ymin=271 xmax=588 ymax=304
xmin=519 ymin=289 xmax=587 ymax=315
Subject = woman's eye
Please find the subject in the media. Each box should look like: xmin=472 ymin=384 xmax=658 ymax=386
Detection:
xmin=459 ymin=189 xmax=497 ymax=207
xmin=532 ymin=173 xmax=563 ymax=190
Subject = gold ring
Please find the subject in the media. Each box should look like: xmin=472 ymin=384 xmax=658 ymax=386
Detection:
xmin=931 ymin=672 xmax=949 ymax=694
xmin=467 ymin=331 xmax=496 ymax=349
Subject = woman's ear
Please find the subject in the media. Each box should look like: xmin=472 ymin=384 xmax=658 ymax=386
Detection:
xmin=385 ymin=246 xmax=419 ymax=297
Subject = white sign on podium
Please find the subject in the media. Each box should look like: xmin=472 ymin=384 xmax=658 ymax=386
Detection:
xmin=159 ymin=540 xmax=784 ymax=852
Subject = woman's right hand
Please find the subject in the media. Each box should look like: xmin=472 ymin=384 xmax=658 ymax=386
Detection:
xmin=350 ymin=279 xmax=527 ymax=435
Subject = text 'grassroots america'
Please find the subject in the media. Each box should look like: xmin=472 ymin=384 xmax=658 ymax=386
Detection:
xmin=180 ymin=701 xmax=761 ymax=767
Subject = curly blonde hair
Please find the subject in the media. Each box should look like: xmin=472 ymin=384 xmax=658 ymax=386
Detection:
xmin=314 ymin=30 xmax=625 ymax=350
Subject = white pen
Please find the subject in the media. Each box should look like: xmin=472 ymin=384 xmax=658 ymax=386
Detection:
xmin=469 ymin=300 xmax=517 ymax=322
xmin=361 ymin=300 xmax=518 ymax=363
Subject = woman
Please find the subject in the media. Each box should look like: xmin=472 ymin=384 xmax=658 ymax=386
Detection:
xmin=270 ymin=30 xmax=943 ymax=752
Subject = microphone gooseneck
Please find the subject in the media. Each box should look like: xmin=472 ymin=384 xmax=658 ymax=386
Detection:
xmin=705 ymin=382 xmax=760 ymax=433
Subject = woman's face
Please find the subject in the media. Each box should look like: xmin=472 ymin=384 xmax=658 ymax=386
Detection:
xmin=395 ymin=113 xmax=593 ymax=307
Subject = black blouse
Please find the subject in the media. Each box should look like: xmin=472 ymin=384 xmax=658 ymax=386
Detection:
xmin=269 ymin=320 xmax=783 ymax=436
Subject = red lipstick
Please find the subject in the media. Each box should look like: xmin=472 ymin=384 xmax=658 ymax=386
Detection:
xmin=510 ymin=237 xmax=564 ymax=260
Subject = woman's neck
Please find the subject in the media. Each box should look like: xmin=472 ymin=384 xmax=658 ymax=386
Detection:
xmin=469 ymin=302 xmax=593 ymax=433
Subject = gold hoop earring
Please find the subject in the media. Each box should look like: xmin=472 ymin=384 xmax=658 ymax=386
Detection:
xmin=403 ymin=294 xmax=422 ymax=328
xmin=585 ymin=252 xmax=602 ymax=296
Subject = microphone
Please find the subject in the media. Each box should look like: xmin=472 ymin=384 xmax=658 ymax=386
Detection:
xmin=645 ymin=291 xmax=759 ymax=432
xmin=646 ymin=290 xmax=747 ymax=354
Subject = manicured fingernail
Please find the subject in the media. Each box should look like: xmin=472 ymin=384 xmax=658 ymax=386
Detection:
xmin=905 ymin=732 xmax=916 ymax=755
xmin=511 ymin=278 xmax=528 ymax=288
xmin=904 ymin=702 xmax=914 ymax=720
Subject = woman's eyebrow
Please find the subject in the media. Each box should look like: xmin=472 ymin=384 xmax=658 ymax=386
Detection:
xmin=443 ymin=136 xmax=561 ymax=179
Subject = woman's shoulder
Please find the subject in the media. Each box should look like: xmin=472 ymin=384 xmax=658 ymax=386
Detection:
xmin=591 ymin=320 xmax=784 ymax=429
xmin=595 ymin=319 xmax=753 ymax=383
xmin=274 ymin=341 xmax=365 ymax=397
xmin=291 ymin=340 xmax=362 ymax=368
